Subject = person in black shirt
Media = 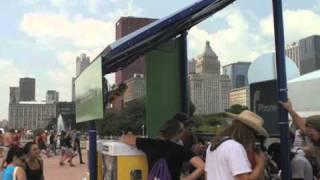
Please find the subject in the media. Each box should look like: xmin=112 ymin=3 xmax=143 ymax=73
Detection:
xmin=59 ymin=131 xmax=75 ymax=167
xmin=73 ymin=131 xmax=84 ymax=164
xmin=173 ymin=112 xmax=206 ymax=179
xmin=48 ymin=131 xmax=57 ymax=155
xmin=121 ymin=117 xmax=204 ymax=180
xmin=24 ymin=142 xmax=44 ymax=180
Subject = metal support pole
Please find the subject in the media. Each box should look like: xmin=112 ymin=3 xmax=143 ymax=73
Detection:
xmin=89 ymin=121 xmax=97 ymax=180
xmin=179 ymin=32 xmax=189 ymax=114
xmin=272 ymin=0 xmax=291 ymax=179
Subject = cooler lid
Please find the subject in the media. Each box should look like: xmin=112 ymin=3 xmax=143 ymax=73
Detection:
xmin=102 ymin=141 xmax=145 ymax=156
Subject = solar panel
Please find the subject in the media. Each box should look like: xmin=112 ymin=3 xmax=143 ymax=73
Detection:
xmin=101 ymin=0 xmax=236 ymax=74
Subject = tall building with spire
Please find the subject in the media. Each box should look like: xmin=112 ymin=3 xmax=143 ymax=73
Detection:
xmin=189 ymin=41 xmax=231 ymax=114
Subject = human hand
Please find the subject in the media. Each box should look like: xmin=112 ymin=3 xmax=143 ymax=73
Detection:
xmin=181 ymin=176 xmax=192 ymax=180
xmin=254 ymin=151 xmax=267 ymax=167
xmin=119 ymin=134 xmax=137 ymax=146
xmin=279 ymin=99 xmax=293 ymax=112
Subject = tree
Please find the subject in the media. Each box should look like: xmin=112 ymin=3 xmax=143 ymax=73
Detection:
xmin=227 ymin=104 xmax=248 ymax=114
xmin=189 ymin=101 xmax=196 ymax=117
xmin=97 ymin=98 xmax=145 ymax=136
xmin=46 ymin=118 xmax=57 ymax=130
xmin=106 ymin=83 xmax=128 ymax=102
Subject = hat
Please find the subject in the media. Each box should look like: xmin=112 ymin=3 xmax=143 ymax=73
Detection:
xmin=225 ymin=110 xmax=268 ymax=137
xmin=306 ymin=115 xmax=320 ymax=131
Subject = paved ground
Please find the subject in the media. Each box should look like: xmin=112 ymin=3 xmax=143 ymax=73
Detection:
xmin=44 ymin=150 xmax=88 ymax=180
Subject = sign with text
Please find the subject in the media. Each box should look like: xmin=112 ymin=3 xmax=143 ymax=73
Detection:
xmin=250 ymin=80 xmax=279 ymax=136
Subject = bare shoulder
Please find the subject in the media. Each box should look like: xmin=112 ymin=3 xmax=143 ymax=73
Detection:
xmin=16 ymin=166 xmax=26 ymax=174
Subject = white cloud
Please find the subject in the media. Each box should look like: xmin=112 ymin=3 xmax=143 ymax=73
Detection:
xmin=189 ymin=8 xmax=271 ymax=65
xmin=20 ymin=12 xmax=116 ymax=102
xmin=107 ymin=0 xmax=143 ymax=20
xmin=314 ymin=1 xmax=320 ymax=12
xmin=0 ymin=59 xmax=22 ymax=88
xmin=260 ymin=9 xmax=320 ymax=44
xmin=20 ymin=12 xmax=115 ymax=49
xmin=189 ymin=8 xmax=320 ymax=66
xmin=88 ymin=0 xmax=104 ymax=13
xmin=49 ymin=0 xmax=66 ymax=7
xmin=0 ymin=59 xmax=24 ymax=119
xmin=47 ymin=48 xmax=105 ymax=101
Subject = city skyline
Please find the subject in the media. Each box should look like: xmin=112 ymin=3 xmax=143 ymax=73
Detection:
xmin=1 ymin=0 xmax=320 ymax=119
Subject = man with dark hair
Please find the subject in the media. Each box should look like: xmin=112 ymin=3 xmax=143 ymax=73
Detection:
xmin=280 ymin=100 xmax=320 ymax=149
xmin=172 ymin=112 xmax=196 ymax=148
xmin=173 ymin=112 xmax=206 ymax=179
xmin=49 ymin=131 xmax=57 ymax=155
xmin=280 ymin=100 xmax=320 ymax=177
xmin=173 ymin=112 xmax=194 ymax=127
xmin=73 ymin=130 xmax=84 ymax=164
xmin=121 ymin=117 xmax=204 ymax=180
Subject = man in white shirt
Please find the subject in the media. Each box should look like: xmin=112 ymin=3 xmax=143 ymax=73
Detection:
xmin=205 ymin=110 xmax=267 ymax=180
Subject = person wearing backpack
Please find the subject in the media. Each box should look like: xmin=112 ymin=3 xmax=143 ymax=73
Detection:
xmin=205 ymin=110 xmax=268 ymax=180
xmin=121 ymin=117 xmax=204 ymax=180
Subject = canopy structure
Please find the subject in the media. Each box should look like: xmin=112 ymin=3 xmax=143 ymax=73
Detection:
xmin=99 ymin=0 xmax=235 ymax=74
xmin=80 ymin=0 xmax=291 ymax=179
xmin=288 ymin=70 xmax=320 ymax=117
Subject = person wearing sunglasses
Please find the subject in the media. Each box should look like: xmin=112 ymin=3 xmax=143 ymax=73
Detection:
xmin=2 ymin=146 xmax=27 ymax=180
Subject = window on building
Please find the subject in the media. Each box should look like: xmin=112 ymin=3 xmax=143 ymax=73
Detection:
xmin=236 ymin=75 xmax=246 ymax=88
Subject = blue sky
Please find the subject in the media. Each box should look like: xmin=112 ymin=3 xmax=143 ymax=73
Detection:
xmin=0 ymin=0 xmax=320 ymax=120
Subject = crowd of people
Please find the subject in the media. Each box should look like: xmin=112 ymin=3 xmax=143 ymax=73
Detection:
xmin=0 ymin=99 xmax=319 ymax=180
xmin=120 ymin=99 xmax=320 ymax=180
xmin=0 ymin=129 xmax=84 ymax=180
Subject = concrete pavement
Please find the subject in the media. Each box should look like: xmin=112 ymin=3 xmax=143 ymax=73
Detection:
xmin=43 ymin=150 xmax=88 ymax=180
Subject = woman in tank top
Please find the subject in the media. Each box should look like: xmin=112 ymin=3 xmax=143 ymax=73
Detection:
xmin=23 ymin=142 xmax=44 ymax=180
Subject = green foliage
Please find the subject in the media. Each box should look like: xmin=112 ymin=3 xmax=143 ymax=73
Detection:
xmin=189 ymin=101 xmax=196 ymax=116
xmin=46 ymin=118 xmax=57 ymax=130
xmin=227 ymin=104 xmax=248 ymax=114
xmin=107 ymin=83 xmax=128 ymax=102
xmin=97 ymin=98 xmax=145 ymax=136
xmin=193 ymin=113 xmax=229 ymax=134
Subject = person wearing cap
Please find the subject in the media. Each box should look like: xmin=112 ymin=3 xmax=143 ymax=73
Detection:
xmin=205 ymin=110 xmax=268 ymax=180
xmin=121 ymin=117 xmax=204 ymax=180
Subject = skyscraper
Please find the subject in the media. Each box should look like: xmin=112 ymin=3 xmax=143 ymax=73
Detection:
xmin=46 ymin=90 xmax=59 ymax=103
xmin=189 ymin=41 xmax=231 ymax=114
xmin=115 ymin=17 xmax=157 ymax=84
xmin=286 ymin=42 xmax=300 ymax=71
xmin=73 ymin=53 xmax=90 ymax=101
xmin=113 ymin=17 xmax=157 ymax=111
xmin=123 ymin=74 xmax=145 ymax=104
xmin=9 ymin=87 xmax=20 ymax=104
xmin=299 ymin=35 xmax=320 ymax=74
xmin=9 ymin=102 xmax=56 ymax=130
xmin=19 ymin=78 xmax=35 ymax=101
xmin=71 ymin=77 xmax=76 ymax=101
xmin=229 ymin=87 xmax=250 ymax=107
xmin=76 ymin=53 xmax=90 ymax=77
xmin=223 ymin=62 xmax=251 ymax=89
xmin=188 ymin=58 xmax=196 ymax=74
